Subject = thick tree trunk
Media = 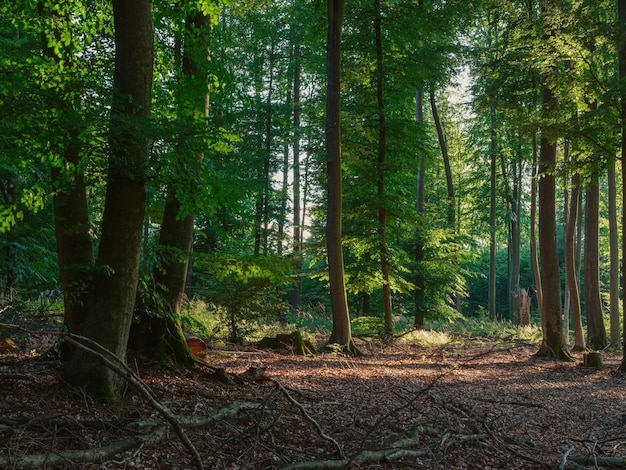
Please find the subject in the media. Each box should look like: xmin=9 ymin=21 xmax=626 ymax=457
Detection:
xmin=536 ymin=53 xmax=570 ymax=359
xmin=584 ymin=180 xmax=608 ymax=351
xmin=326 ymin=0 xmax=357 ymax=353
xmin=65 ymin=0 xmax=153 ymax=398
xmin=374 ymin=0 xmax=392 ymax=335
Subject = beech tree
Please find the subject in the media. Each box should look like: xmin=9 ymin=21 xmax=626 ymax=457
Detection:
xmin=325 ymin=0 xmax=357 ymax=353
xmin=65 ymin=0 xmax=154 ymax=398
xmin=130 ymin=6 xmax=215 ymax=365
xmin=536 ymin=0 xmax=570 ymax=360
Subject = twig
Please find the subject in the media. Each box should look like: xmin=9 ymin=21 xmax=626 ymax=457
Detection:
xmin=560 ymin=438 xmax=575 ymax=470
xmin=272 ymin=380 xmax=344 ymax=459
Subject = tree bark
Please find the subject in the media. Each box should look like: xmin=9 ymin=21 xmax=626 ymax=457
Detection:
xmin=489 ymin=102 xmax=497 ymax=320
xmin=38 ymin=2 xmax=95 ymax=336
xmin=290 ymin=24 xmax=303 ymax=310
xmin=564 ymin=165 xmax=584 ymax=350
xmin=414 ymin=88 xmax=426 ymax=330
xmin=374 ymin=0 xmax=392 ymax=335
xmin=325 ymin=0 xmax=357 ymax=353
xmin=130 ymin=11 xmax=211 ymax=367
xmin=607 ymin=160 xmax=620 ymax=349
xmin=584 ymin=177 xmax=608 ymax=351
xmin=65 ymin=0 xmax=154 ymax=398
xmin=536 ymin=20 xmax=570 ymax=358
xmin=620 ymin=0 xmax=626 ymax=371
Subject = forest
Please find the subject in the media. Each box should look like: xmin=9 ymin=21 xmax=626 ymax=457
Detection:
xmin=1 ymin=0 xmax=626 ymax=468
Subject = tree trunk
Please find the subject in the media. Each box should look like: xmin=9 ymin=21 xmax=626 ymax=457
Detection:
xmin=38 ymin=2 xmax=95 ymax=336
xmin=414 ymin=88 xmax=426 ymax=330
xmin=489 ymin=102 xmax=497 ymax=320
xmin=65 ymin=0 xmax=154 ymax=399
xmin=536 ymin=35 xmax=570 ymax=359
xmin=530 ymin=133 xmax=543 ymax=317
xmin=326 ymin=0 xmax=357 ymax=353
xmin=584 ymin=178 xmax=608 ymax=351
xmin=607 ymin=160 xmax=620 ymax=349
xmin=565 ymin=165 xmax=585 ymax=350
xmin=129 ymin=11 xmax=211 ymax=367
xmin=374 ymin=0 xmax=392 ymax=335
xmin=430 ymin=87 xmax=460 ymax=314
xmin=620 ymin=0 xmax=626 ymax=371
xmin=262 ymin=39 xmax=276 ymax=256
xmin=290 ymin=27 xmax=302 ymax=311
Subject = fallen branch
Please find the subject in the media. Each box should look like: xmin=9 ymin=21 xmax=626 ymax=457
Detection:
xmin=63 ymin=333 xmax=204 ymax=470
xmin=0 ymin=424 xmax=168 ymax=470
xmin=282 ymin=435 xmax=430 ymax=470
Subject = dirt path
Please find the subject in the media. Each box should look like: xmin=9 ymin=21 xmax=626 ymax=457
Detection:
xmin=1 ymin=336 xmax=625 ymax=469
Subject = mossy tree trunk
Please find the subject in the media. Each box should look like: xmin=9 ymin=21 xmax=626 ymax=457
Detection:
xmin=129 ymin=10 xmax=212 ymax=367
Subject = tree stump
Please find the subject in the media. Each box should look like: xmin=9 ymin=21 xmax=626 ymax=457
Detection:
xmin=581 ymin=351 xmax=604 ymax=369
xmin=185 ymin=336 xmax=208 ymax=358
xmin=516 ymin=288 xmax=531 ymax=327
xmin=257 ymin=331 xmax=316 ymax=356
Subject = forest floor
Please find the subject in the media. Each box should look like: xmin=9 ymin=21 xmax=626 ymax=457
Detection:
xmin=1 ymin=325 xmax=625 ymax=469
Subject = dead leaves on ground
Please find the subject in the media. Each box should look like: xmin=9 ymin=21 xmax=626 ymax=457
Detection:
xmin=1 ymin=337 xmax=625 ymax=468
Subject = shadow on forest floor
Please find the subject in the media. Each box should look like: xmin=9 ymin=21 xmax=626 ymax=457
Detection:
xmin=1 ymin=322 xmax=625 ymax=469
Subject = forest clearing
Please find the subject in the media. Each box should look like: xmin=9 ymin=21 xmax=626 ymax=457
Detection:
xmin=1 ymin=323 xmax=625 ymax=470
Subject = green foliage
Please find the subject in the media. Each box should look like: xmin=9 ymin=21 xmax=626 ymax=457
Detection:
xmin=180 ymin=299 xmax=223 ymax=338
xmin=193 ymin=253 xmax=293 ymax=342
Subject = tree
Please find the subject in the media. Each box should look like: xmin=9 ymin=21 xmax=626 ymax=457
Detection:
xmin=536 ymin=1 xmax=570 ymax=360
xmin=564 ymin=155 xmax=585 ymax=350
xmin=130 ymin=7 xmax=214 ymax=366
xmin=618 ymin=0 xmax=626 ymax=372
xmin=38 ymin=1 xmax=95 ymax=336
xmin=583 ymin=162 xmax=608 ymax=351
xmin=325 ymin=0 xmax=357 ymax=353
xmin=374 ymin=0 xmax=393 ymax=335
xmin=65 ymin=0 xmax=154 ymax=398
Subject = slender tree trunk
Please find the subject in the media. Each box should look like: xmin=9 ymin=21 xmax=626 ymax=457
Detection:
xmin=414 ymin=88 xmax=426 ymax=330
xmin=38 ymin=2 xmax=96 ymax=336
xmin=278 ymin=90 xmax=291 ymax=256
xmin=620 ymin=0 xmax=626 ymax=371
xmin=326 ymin=0 xmax=357 ymax=353
xmin=562 ymin=142 xmax=570 ymax=345
xmin=530 ymin=133 xmax=543 ymax=317
xmin=607 ymin=160 xmax=620 ymax=349
xmin=430 ymin=87 xmax=460 ymax=314
xmin=65 ymin=0 xmax=154 ymax=398
xmin=584 ymin=175 xmax=608 ymax=350
xmin=291 ymin=27 xmax=302 ymax=310
xmin=2 ymin=176 xmax=18 ymax=299
xmin=262 ymin=39 xmax=276 ymax=256
xmin=489 ymin=103 xmax=497 ymax=320
xmin=565 ymin=163 xmax=585 ymax=350
xmin=374 ymin=0 xmax=392 ymax=335
xmin=504 ymin=144 xmax=522 ymax=324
